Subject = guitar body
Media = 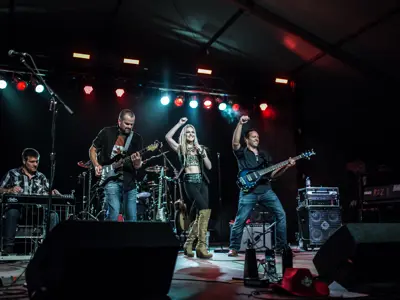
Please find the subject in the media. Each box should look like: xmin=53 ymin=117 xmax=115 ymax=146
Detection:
xmin=236 ymin=149 xmax=316 ymax=193
xmin=236 ymin=166 xmax=266 ymax=193
xmin=99 ymin=160 xmax=122 ymax=187
xmin=174 ymin=199 xmax=190 ymax=235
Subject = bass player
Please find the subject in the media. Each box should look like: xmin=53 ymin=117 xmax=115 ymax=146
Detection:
xmin=89 ymin=109 xmax=143 ymax=222
xmin=228 ymin=115 xmax=295 ymax=257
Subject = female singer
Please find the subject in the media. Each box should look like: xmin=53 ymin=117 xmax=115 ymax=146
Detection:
xmin=165 ymin=117 xmax=212 ymax=259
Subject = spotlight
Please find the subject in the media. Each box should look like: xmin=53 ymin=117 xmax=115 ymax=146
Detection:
xmin=116 ymin=89 xmax=125 ymax=98
xmin=232 ymin=104 xmax=240 ymax=111
xmin=16 ymin=81 xmax=27 ymax=91
xmin=0 ymin=79 xmax=7 ymax=89
xmin=160 ymin=96 xmax=170 ymax=105
xmin=203 ymin=97 xmax=213 ymax=109
xmin=174 ymin=96 xmax=184 ymax=107
xmin=35 ymin=84 xmax=44 ymax=93
xmin=189 ymin=99 xmax=198 ymax=108
xmin=260 ymin=103 xmax=268 ymax=111
xmin=84 ymin=86 xmax=94 ymax=95
xmin=218 ymin=103 xmax=227 ymax=111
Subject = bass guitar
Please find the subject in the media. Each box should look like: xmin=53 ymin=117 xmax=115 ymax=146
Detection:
xmin=237 ymin=149 xmax=316 ymax=193
xmin=173 ymin=170 xmax=190 ymax=234
xmin=99 ymin=140 xmax=161 ymax=187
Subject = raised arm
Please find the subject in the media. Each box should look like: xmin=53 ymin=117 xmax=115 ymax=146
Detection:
xmin=232 ymin=115 xmax=249 ymax=150
xmin=165 ymin=117 xmax=188 ymax=153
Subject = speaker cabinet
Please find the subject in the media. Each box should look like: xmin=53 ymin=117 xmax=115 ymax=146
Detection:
xmin=297 ymin=206 xmax=342 ymax=250
xmin=313 ymin=223 xmax=400 ymax=292
xmin=26 ymin=221 xmax=179 ymax=299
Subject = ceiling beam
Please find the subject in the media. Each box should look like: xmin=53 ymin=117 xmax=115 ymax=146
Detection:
xmin=227 ymin=0 xmax=397 ymax=82
xmin=200 ymin=8 xmax=244 ymax=54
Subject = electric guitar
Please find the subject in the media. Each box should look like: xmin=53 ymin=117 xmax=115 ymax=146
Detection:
xmin=155 ymin=166 xmax=168 ymax=222
xmin=236 ymin=149 xmax=316 ymax=193
xmin=99 ymin=141 xmax=161 ymax=187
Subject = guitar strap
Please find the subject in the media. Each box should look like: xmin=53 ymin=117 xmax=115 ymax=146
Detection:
xmin=123 ymin=131 xmax=134 ymax=153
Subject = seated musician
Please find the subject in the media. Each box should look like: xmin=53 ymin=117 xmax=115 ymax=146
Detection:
xmin=0 ymin=148 xmax=60 ymax=254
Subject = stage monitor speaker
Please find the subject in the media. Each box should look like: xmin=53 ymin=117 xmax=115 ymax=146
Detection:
xmin=313 ymin=223 xmax=400 ymax=292
xmin=26 ymin=221 xmax=179 ymax=299
xmin=297 ymin=206 xmax=342 ymax=250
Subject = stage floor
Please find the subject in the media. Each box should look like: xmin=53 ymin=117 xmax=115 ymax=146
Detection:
xmin=0 ymin=247 xmax=370 ymax=299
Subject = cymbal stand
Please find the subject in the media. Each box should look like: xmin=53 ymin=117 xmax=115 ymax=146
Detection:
xmin=160 ymin=150 xmax=179 ymax=220
xmin=78 ymin=168 xmax=98 ymax=221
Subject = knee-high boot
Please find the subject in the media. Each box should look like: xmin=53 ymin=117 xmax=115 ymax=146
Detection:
xmin=196 ymin=209 xmax=213 ymax=259
xmin=183 ymin=215 xmax=199 ymax=257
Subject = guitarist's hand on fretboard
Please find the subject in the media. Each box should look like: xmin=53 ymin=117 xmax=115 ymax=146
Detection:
xmin=131 ymin=152 xmax=142 ymax=169
xmin=95 ymin=165 xmax=103 ymax=177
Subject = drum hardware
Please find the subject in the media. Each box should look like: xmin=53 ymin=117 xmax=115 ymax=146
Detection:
xmin=76 ymin=160 xmax=99 ymax=221
xmin=145 ymin=165 xmax=169 ymax=173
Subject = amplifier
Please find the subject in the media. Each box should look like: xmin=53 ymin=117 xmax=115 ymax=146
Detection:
xmin=239 ymin=223 xmax=273 ymax=252
xmin=296 ymin=206 xmax=342 ymax=250
xmin=298 ymin=187 xmax=339 ymax=207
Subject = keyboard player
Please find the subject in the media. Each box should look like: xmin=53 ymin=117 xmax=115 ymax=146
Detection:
xmin=0 ymin=148 xmax=60 ymax=255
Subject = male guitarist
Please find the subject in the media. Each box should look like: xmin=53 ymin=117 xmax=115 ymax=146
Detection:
xmin=89 ymin=109 xmax=143 ymax=222
xmin=228 ymin=115 xmax=295 ymax=257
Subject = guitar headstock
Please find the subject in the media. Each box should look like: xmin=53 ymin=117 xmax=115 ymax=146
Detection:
xmin=302 ymin=149 xmax=316 ymax=160
xmin=146 ymin=140 xmax=162 ymax=152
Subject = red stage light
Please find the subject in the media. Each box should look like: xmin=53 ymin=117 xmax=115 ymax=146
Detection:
xmin=16 ymin=81 xmax=27 ymax=91
xmin=174 ymin=96 xmax=184 ymax=107
xmin=83 ymin=86 xmax=93 ymax=95
xmin=259 ymin=103 xmax=268 ymax=111
xmin=115 ymin=89 xmax=125 ymax=97
xmin=203 ymin=99 xmax=213 ymax=109
xmin=232 ymin=104 xmax=240 ymax=111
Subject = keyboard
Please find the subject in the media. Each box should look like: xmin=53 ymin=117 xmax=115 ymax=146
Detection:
xmin=0 ymin=193 xmax=75 ymax=205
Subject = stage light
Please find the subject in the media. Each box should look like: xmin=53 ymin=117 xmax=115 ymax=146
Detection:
xmin=218 ymin=103 xmax=227 ymax=111
xmin=197 ymin=68 xmax=212 ymax=75
xmin=116 ymin=89 xmax=125 ymax=98
xmin=16 ymin=81 xmax=27 ymax=91
xmin=232 ymin=104 xmax=240 ymax=111
xmin=35 ymin=84 xmax=44 ymax=93
xmin=260 ymin=103 xmax=268 ymax=111
xmin=275 ymin=78 xmax=288 ymax=84
xmin=0 ymin=79 xmax=7 ymax=89
xmin=174 ymin=96 xmax=184 ymax=107
xmin=84 ymin=86 xmax=93 ymax=95
xmin=203 ymin=98 xmax=212 ymax=109
xmin=189 ymin=99 xmax=198 ymax=108
xmin=73 ymin=52 xmax=90 ymax=60
xmin=123 ymin=58 xmax=140 ymax=65
xmin=160 ymin=96 xmax=170 ymax=105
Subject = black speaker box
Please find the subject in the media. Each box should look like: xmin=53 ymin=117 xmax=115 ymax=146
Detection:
xmin=313 ymin=223 xmax=400 ymax=292
xmin=297 ymin=206 xmax=342 ymax=250
xmin=26 ymin=221 xmax=179 ymax=299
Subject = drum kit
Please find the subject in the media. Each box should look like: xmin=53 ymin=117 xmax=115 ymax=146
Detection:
xmin=75 ymin=152 xmax=183 ymax=225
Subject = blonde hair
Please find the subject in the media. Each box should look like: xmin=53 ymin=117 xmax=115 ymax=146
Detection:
xmin=178 ymin=124 xmax=199 ymax=166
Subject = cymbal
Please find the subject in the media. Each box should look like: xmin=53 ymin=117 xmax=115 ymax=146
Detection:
xmin=77 ymin=160 xmax=92 ymax=169
xmin=145 ymin=165 xmax=169 ymax=173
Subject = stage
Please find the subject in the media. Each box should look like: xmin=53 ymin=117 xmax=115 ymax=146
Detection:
xmin=0 ymin=247 xmax=373 ymax=299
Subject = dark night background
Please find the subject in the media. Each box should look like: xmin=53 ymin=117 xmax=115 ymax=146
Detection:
xmin=1 ymin=0 xmax=400 ymax=244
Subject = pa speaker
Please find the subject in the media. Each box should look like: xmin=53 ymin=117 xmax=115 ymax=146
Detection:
xmin=26 ymin=221 xmax=179 ymax=299
xmin=313 ymin=223 xmax=400 ymax=291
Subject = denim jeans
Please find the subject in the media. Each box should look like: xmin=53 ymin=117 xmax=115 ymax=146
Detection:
xmin=103 ymin=181 xmax=137 ymax=221
xmin=229 ymin=189 xmax=287 ymax=251
xmin=2 ymin=206 xmax=59 ymax=248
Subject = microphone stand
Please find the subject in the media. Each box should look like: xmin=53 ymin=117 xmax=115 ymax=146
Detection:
xmin=17 ymin=54 xmax=74 ymax=238
xmin=214 ymin=152 xmax=229 ymax=253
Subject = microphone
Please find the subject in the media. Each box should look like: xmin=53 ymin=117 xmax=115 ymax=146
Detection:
xmin=8 ymin=50 xmax=28 ymax=57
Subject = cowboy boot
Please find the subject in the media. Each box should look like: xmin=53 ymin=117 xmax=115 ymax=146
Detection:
xmin=183 ymin=215 xmax=199 ymax=257
xmin=196 ymin=209 xmax=213 ymax=259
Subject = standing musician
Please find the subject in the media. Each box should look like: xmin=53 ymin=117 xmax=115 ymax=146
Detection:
xmin=89 ymin=109 xmax=143 ymax=222
xmin=228 ymin=115 xmax=295 ymax=257
xmin=165 ymin=117 xmax=213 ymax=259
xmin=0 ymin=148 xmax=60 ymax=255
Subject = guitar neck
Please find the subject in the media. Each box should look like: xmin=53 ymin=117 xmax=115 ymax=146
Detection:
xmin=258 ymin=154 xmax=303 ymax=176
xmin=120 ymin=147 xmax=150 ymax=164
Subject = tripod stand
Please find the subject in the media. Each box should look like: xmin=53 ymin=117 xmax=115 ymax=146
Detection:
xmin=77 ymin=166 xmax=99 ymax=221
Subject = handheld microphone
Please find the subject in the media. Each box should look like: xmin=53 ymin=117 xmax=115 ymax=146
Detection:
xmin=8 ymin=50 xmax=28 ymax=57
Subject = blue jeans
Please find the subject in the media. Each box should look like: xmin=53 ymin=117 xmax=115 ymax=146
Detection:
xmin=104 ymin=181 xmax=137 ymax=221
xmin=229 ymin=189 xmax=287 ymax=251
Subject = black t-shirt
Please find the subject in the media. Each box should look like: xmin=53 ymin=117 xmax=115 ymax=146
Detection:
xmin=92 ymin=126 xmax=143 ymax=191
xmin=233 ymin=146 xmax=273 ymax=194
